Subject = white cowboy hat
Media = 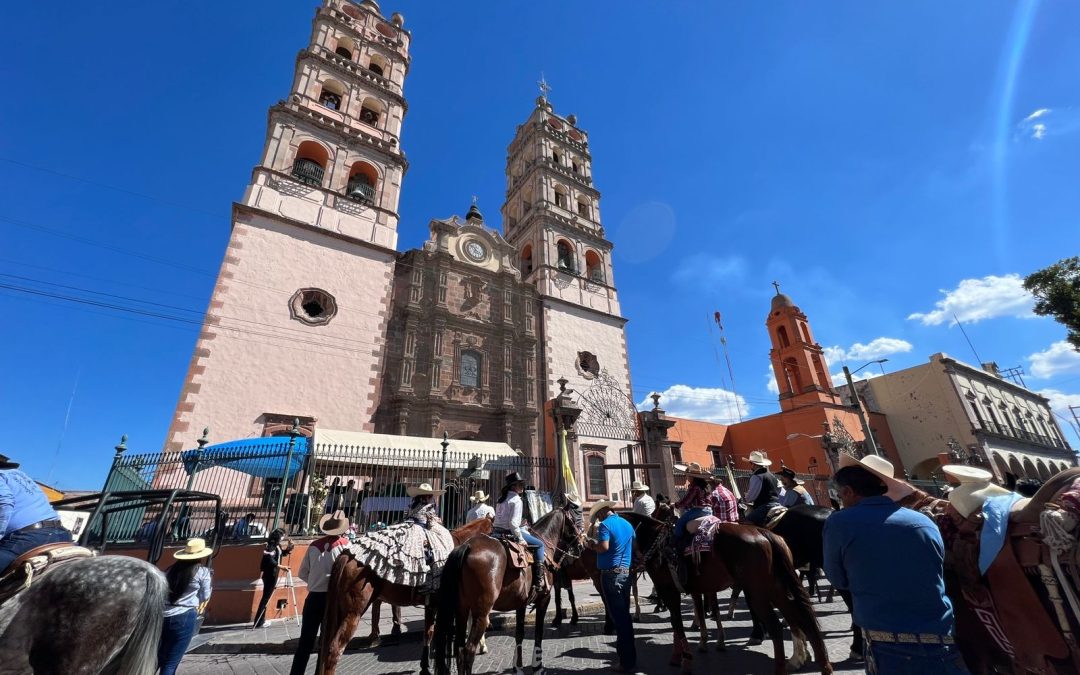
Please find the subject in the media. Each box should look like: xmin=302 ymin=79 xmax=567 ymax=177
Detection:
xmin=679 ymin=462 xmax=712 ymax=478
xmin=174 ymin=537 xmax=213 ymax=560
xmin=588 ymin=500 xmax=619 ymax=522
xmin=942 ymin=465 xmax=1013 ymax=518
xmin=319 ymin=510 xmax=350 ymax=536
xmin=469 ymin=490 xmax=490 ymax=503
xmin=630 ymin=480 xmax=649 ymax=492
xmin=838 ymin=453 xmax=913 ymax=502
xmin=406 ymin=482 xmax=444 ymax=498
xmin=565 ymin=493 xmax=582 ymax=507
xmin=748 ymin=451 xmax=772 ymax=467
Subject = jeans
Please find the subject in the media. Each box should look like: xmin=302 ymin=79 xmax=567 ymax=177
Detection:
xmin=290 ymin=591 xmax=326 ymax=675
xmin=253 ymin=570 xmax=279 ymax=627
xmin=0 ymin=526 xmax=71 ymax=572
xmin=674 ymin=507 xmax=710 ymax=539
xmin=745 ymin=502 xmax=779 ymax=526
xmin=521 ymin=529 xmax=545 ymax=561
xmin=158 ymin=608 xmax=199 ymax=675
xmin=865 ymin=638 xmax=970 ymax=675
xmin=599 ymin=570 xmax=635 ymax=668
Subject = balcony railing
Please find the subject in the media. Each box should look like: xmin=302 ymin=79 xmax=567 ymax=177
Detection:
xmin=291 ymin=159 xmax=325 ymax=187
xmin=346 ymin=177 xmax=376 ymax=203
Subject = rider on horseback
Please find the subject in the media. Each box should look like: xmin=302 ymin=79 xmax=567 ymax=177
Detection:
xmin=0 ymin=454 xmax=70 ymax=575
xmin=493 ymin=472 xmax=546 ymax=594
xmin=743 ymin=451 xmax=783 ymax=526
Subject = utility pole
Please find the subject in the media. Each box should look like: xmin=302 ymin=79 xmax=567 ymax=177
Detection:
xmin=1070 ymin=405 xmax=1080 ymax=439
xmin=843 ymin=366 xmax=881 ymax=457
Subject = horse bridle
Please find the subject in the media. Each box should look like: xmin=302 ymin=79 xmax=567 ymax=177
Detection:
xmin=534 ymin=507 xmax=586 ymax=569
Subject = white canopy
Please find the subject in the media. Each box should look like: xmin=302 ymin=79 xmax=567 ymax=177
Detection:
xmin=313 ymin=429 xmax=518 ymax=464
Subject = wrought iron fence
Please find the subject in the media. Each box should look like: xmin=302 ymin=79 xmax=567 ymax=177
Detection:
xmin=99 ymin=435 xmax=556 ymax=545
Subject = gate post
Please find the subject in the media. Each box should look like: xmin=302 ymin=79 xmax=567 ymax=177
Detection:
xmin=640 ymin=394 xmax=677 ymax=501
xmin=551 ymin=377 xmax=582 ymax=506
xmin=101 ymin=434 xmax=128 ymax=492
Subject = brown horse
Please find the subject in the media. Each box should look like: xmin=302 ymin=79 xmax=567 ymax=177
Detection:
xmin=432 ymin=505 xmax=583 ymax=675
xmin=622 ymin=512 xmax=832 ymax=675
xmin=318 ymin=516 xmax=493 ymax=675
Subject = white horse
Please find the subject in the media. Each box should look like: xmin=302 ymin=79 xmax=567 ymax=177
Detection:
xmin=0 ymin=554 xmax=167 ymax=674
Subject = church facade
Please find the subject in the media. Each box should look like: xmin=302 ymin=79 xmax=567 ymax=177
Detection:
xmin=163 ymin=0 xmax=636 ymax=499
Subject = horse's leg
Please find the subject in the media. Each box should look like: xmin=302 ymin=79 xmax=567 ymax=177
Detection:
xmin=322 ymin=564 xmax=375 ymax=675
xmin=534 ymin=588 xmax=551 ymax=675
xmin=711 ymin=594 xmax=726 ymax=652
xmin=552 ymin=574 xmax=564 ymax=627
xmin=692 ymin=591 xmax=709 ymax=653
xmin=746 ymin=590 xmax=786 ymax=675
xmin=367 ymin=598 xmax=383 ymax=646
xmin=391 ymin=603 xmax=403 ymax=636
xmin=420 ymin=602 xmax=436 ymax=675
xmin=568 ymin=578 xmax=579 ymax=624
xmin=632 ymin=576 xmax=641 ymax=622
xmin=513 ymin=606 xmax=526 ymax=675
xmin=727 ymin=585 xmax=740 ymax=620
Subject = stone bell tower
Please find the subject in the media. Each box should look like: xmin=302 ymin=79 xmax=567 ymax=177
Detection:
xmin=767 ymin=284 xmax=840 ymax=411
xmin=163 ymin=0 xmax=411 ymax=450
xmin=501 ymin=87 xmax=635 ymax=501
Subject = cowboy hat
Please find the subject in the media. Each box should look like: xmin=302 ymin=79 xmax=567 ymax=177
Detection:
xmin=680 ymin=462 xmax=712 ymax=478
xmin=469 ymin=490 xmax=490 ymax=503
xmin=503 ymin=471 xmax=526 ymax=487
xmin=319 ymin=509 xmax=350 ymax=536
xmin=748 ymin=451 xmax=772 ymax=467
xmin=588 ymin=500 xmax=619 ymax=522
xmin=0 ymin=454 xmax=20 ymax=470
xmin=776 ymin=467 xmax=804 ymax=485
xmin=630 ymin=480 xmax=649 ymax=492
xmin=942 ymin=465 xmax=1013 ymax=518
xmin=174 ymin=537 xmax=214 ymax=560
xmin=406 ymin=482 xmax=444 ymax=498
xmin=838 ymin=453 xmax=913 ymax=502
xmin=565 ymin=493 xmax=582 ymax=507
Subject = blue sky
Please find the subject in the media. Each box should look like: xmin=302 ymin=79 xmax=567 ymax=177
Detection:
xmin=2 ymin=1 xmax=1079 ymax=489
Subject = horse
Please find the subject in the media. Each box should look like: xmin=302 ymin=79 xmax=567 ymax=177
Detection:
xmin=0 ymin=554 xmax=167 ymax=674
xmin=319 ymin=515 xmax=494 ymax=675
xmin=551 ymin=547 xmax=596 ymax=628
xmin=432 ymin=504 xmax=583 ymax=675
xmin=622 ymin=512 xmax=832 ymax=675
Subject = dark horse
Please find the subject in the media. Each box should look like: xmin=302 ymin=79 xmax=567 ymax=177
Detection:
xmin=0 ymin=555 xmax=168 ymax=674
xmin=433 ymin=505 xmax=583 ymax=675
xmin=622 ymin=512 xmax=832 ymax=675
xmin=319 ymin=516 xmax=494 ymax=675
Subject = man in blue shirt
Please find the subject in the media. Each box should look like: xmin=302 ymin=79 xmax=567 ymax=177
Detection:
xmin=0 ymin=455 xmax=70 ymax=572
xmin=824 ymin=464 xmax=970 ymax=674
xmin=588 ymin=500 xmax=636 ymax=672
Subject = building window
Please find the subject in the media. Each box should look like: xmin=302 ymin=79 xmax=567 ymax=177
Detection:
xmin=553 ymin=151 xmax=562 ymax=165
xmin=777 ymin=326 xmax=791 ymax=349
xmin=670 ymin=445 xmax=683 ymax=465
xmin=360 ymin=98 xmax=383 ymax=127
xmin=577 ymin=351 xmax=600 ymax=379
xmin=346 ymin=162 xmax=378 ymax=203
xmin=585 ymin=450 xmax=607 ymax=499
xmin=291 ymin=141 xmax=329 ymax=187
xmin=577 ymin=197 xmax=591 ymax=219
xmin=572 ymin=160 xmax=580 ymax=174
xmin=556 ymin=240 xmax=575 ymax=273
xmin=521 ymin=244 xmax=533 ymax=276
xmin=585 ymin=250 xmax=603 ymax=282
xmin=368 ymin=62 xmax=384 ymax=76
xmin=438 ymin=272 xmax=448 ymax=304
xmin=460 ymin=350 xmax=481 ymax=388
xmin=318 ymin=80 xmax=345 ymax=110
xmin=432 ymin=360 xmax=441 ymax=388
xmin=335 ymin=46 xmax=353 ymax=60
xmin=368 ymin=54 xmax=388 ymax=77
xmin=554 ymin=188 xmax=567 ymax=209
xmin=708 ymin=446 xmax=723 ymax=468
xmin=289 ymin=288 xmax=337 ymax=326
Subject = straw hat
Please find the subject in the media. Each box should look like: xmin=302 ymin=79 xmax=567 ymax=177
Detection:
xmin=748 ymin=451 xmax=772 ymax=468
xmin=469 ymin=490 xmax=490 ymax=503
xmin=588 ymin=500 xmax=619 ymax=522
xmin=174 ymin=538 xmax=213 ymax=560
xmin=319 ymin=510 xmax=350 ymax=536
xmin=406 ymin=482 xmax=444 ymax=498
xmin=838 ymin=453 xmax=913 ymax=502
xmin=565 ymin=493 xmax=582 ymax=507
xmin=680 ymin=462 xmax=712 ymax=478
xmin=630 ymin=480 xmax=650 ymax=492
xmin=942 ymin=465 xmax=1012 ymax=518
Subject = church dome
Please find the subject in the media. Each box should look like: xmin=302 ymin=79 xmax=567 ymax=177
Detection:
xmin=771 ymin=293 xmax=795 ymax=310
xmin=465 ymin=202 xmax=483 ymax=223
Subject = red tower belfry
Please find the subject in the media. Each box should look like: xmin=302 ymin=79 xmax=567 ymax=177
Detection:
xmin=767 ymin=283 xmax=839 ymax=411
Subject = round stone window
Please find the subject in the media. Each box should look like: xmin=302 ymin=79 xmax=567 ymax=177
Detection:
xmin=289 ymin=288 xmax=338 ymax=326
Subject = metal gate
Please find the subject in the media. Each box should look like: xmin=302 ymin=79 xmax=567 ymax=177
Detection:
xmin=573 ymin=371 xmax=649 ymax=503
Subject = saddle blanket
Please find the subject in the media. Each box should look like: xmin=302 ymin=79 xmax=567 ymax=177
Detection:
xmin=683 ymin=516 xmax=722 ymax=556
xmin=350 ymin=522 xmax=454 ymax=591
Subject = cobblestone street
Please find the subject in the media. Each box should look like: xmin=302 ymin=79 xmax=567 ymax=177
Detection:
xmin=180 ymin=579 xmax=868 ymax=674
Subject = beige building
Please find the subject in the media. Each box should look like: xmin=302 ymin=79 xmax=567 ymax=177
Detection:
xmin=843 ymin=353 xmax=1075 ymax=482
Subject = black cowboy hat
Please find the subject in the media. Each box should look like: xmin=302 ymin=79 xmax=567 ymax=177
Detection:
xmin=504 ymin=471 xmax=526 ymax=487
xmin=775 ymin=466 xmax=804 ymax=484
xmin=0 ymin=454 xmax=19 ymax=470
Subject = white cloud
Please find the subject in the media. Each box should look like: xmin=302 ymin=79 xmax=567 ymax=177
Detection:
xmin=825 ymin=337 xmax=913 ymax=364
xmin=766 ymin=365 xmax=779 ymax=394
xmin=1017 ymin=107 xmax=1080 ymax=142
xmin=1032 ymin=123 xmax=1047 ymax=140
xmin=907 ymin=274 xmax=1034 ymax=326
xmin=1029 ymin=341 xmax=1080 ymax=379
xmin=1025 ymin=108 xmax=1051 ymax=121
xmin=638 ymin=385 xmax=749 ymax=424
xmin=671 ymin=254 xmax=746 ymax=287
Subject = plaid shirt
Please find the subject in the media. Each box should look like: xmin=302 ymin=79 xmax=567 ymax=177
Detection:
xmin=709 ymin=484 xmax=739 ymax=522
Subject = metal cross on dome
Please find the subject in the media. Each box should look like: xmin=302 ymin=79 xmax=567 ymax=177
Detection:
xmin=772 ymin=280 xmax=782 ymax=294
xmin=538 ymin=73 xmax=552 ymax=99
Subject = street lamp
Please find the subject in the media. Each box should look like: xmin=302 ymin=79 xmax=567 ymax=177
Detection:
xmin=786 ymin=433 xmax=823 ymax=441
xmin=842 ymin=359 xmax=888 ymax=457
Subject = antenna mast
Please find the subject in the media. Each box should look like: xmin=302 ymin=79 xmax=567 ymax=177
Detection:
xmin=714 ymin=311 xmax=744 ymax=422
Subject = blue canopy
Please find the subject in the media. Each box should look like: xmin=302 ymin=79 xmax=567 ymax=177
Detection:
xmin=181 ymin=436 xmax=309 ymax=480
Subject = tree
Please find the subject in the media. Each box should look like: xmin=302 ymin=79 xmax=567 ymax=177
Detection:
xmin=1024 ymin=257 xmax=1080 ymax=352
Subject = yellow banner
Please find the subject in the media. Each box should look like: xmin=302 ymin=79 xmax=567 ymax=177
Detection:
xmin=560 ymin=428 xmax=581 ymax=504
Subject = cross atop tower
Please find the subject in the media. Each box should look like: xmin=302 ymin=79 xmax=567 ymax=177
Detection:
xmin=772 ymin=281 xmax=782 ymax=295
xmin=537 ymin=73 xmax=552 ymax=99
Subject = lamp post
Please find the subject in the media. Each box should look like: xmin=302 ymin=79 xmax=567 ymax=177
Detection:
xmin=440 ymin=432 xmax=449 ymax=520
xmin=842 ymin=359 xmax=888 ymax=457
xmin=271 ymin=419 xmax=301 ymax=534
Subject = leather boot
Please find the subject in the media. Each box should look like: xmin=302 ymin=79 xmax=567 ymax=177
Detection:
xmin=531 ymin=555 xmax=545 ymax=594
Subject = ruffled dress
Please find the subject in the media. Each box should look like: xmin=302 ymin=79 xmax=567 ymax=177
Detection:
xmin=351 ymin=502 xmax=455 ymax=591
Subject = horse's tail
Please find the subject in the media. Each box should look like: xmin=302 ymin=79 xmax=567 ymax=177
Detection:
xmin=433 ymin=542 xmax=470 ymax=675
xmin=763 ymin=529 xmax=825 ymax=651
xmin=115 ymin=563 xmax=168 ymax=675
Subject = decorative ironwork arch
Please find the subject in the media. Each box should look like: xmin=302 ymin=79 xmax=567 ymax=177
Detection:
xmin=573 ymin=370 xmax=642 ymax=441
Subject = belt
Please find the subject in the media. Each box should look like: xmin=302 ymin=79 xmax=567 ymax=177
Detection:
xmin=864 ymin=630 xmax=954 ymax=645
xmin=18 ymin=519 xmax=64 ymax=533
xmin=600 ymin=567 xmax=629 ymax=575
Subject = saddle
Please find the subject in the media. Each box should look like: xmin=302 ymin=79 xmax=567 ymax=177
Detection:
xmin=0 ymin=543 xmax=93 ymax=606
xmin=762 ymin=505 xmax=788 ymax=530
xmin=682 ymin=516 xmax=722 ymax=557
xmin=491 ymin=533 xmax=533 ymax=569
